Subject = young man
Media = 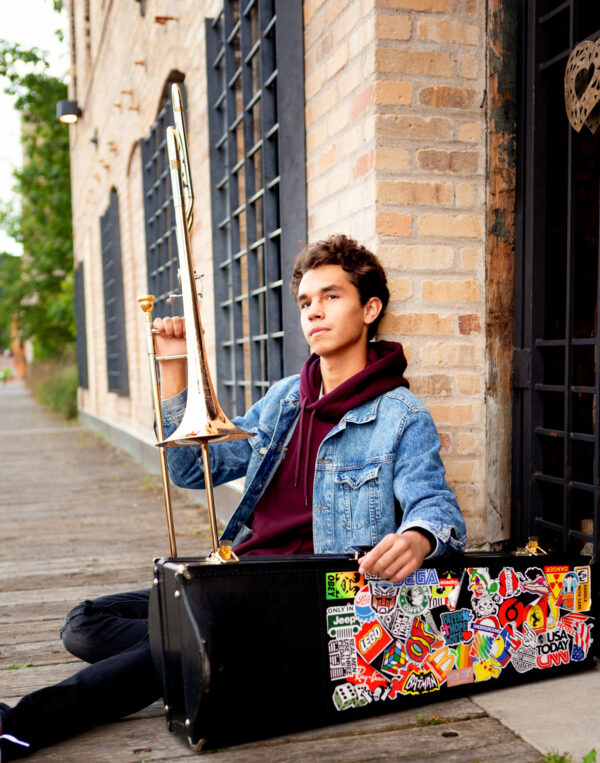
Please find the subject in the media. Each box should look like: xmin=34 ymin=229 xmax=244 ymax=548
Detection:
xmin=0 ymin=235 xmax=465 ymax=759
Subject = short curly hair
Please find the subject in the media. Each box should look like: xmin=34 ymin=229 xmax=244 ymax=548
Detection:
xmin=290 ymin=234 xmax=389 ymax=340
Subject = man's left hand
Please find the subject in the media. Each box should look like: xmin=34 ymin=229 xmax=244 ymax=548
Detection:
xmin=358 ymin=530 xmax=433 ymax=582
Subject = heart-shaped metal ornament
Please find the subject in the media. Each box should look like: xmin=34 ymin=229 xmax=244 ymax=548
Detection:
xmin=564 ymin=38 xmax=600 ymax=134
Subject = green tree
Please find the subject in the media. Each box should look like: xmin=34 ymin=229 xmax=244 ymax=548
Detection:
xmin=0 ymin=41 xmax=74 ymax=359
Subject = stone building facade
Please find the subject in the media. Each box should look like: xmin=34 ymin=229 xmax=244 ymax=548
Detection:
xmin=66 ymin=0 xmax=518 ymax=550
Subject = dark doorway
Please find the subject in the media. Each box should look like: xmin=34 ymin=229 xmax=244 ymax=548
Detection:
xmin=514 ymin=1 xmax=600 ymax=554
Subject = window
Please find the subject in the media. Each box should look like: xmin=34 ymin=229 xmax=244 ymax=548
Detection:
xmin=74 ymin=262 xmax=89 ymax=390
xmin=206 ymin=0 xmax=307 ymax=418
xmin=100 ymin=189 xmax=129 ymax=396
xmin=141 ymin=76 xmax=185 ymax=319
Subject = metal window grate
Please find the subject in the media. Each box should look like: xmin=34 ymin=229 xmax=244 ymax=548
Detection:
xmin=206 ymin=0 xmax=307 ymax=418
xmin=514 ymin=0 xmax=600 ymax=554
xmin=74 ymin=262 xmax=89 ymax=390
xmin=100 ymin=189 xmax=130 ymax=396
xmin=141 ymin=81 xmax=185 ymax=319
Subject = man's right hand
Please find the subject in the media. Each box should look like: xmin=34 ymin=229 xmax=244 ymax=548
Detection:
xmin=153 ymin=316 xmax=187 ymax=399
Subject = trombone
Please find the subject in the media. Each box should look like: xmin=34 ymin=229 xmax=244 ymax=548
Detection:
xmin=139 ymin=84 xmax=250 ymax=561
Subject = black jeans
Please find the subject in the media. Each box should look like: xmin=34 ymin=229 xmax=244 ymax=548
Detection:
xmin=2 ymin=589 xmax=160 ymax=756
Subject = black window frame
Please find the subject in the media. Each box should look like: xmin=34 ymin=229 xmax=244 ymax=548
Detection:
xmin=100 ymin=188 xmax=130 ymax=396
xmin=205 ymin=0 xmax=307 ymax=419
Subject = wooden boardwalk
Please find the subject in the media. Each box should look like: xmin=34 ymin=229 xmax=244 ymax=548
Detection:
xmin=0 ymin=382 xmax=543 ymax=762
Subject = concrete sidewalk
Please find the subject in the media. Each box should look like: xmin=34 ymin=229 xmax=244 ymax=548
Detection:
xmin=0 ymin=381 xmax=597 ymax=762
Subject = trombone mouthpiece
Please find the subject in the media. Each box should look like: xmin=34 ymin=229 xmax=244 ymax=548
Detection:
xmin=138 ymin=295 xmax=156 ymax=316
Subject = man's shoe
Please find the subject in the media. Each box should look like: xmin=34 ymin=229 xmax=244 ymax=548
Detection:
xmin=0 ymin=704 xmax=30 ymax=761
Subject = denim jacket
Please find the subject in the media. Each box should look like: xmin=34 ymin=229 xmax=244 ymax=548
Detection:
xmin=161 ymin=376 xmax=466 ymax=558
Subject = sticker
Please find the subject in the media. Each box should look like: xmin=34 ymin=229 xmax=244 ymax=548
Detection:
xmin=526 ymin=600 xmax=548 ymax=632
xmin=511 ymin=642 xmax=538 ymax=673
xmin=405 ymin=617 xmax=437 ymax=663
xmin=326 ymin=571 xmax=363 ymax=600
xmin=354 ymin=586 xmax=376 ymax=623
xmin=379 ymin=609 xmax=412 ymax=642
xmin=333 ymin=683 xmax=370 ymax=711
xmin=424 ymin=646 xmax=456 ymax=684
xmin=536 ymin=630 xmax=570 ymax=669
xmin=468 ymin=568 xmax=499 ymax=598
xmin=497 ymin=567 xmax=521 ymax=598
xmin=381 ymin=640 xmax=409 ymax=676
xmin=447 ymin=667 xmax=474 ymax=686
xmin=473 ymin=658 xmax=502 ymax=682
xmin=572 ymin=622 xmax=593 ymax=662
xmin=369 ymin=581 xmax=399 ymax=614
xmin=544 ymin=565 xmax=569 ymax=602
xmin=327 ymin=605 xmax=360 ymax=638
xmin=328 ymin=637 xmax=358 ymax=680
xmin=521 ymin=567 xmax=551 ymax=597
xmin=397 ymin=584 xmax=429 ymax=617
xmin=574 ymin=566 xmax=591 ymax=612
xmin=400 ymin=568 xmax=440 ymax=586
xmin=440 ymin=608 xmax=473 ymax=646
xmin=395 ymin=665 xmax=440 ymax=695
xmin=561 ymin=572 xmax=580 ymax=610
xmin=355 ymin=620 xmax=393 ymax=663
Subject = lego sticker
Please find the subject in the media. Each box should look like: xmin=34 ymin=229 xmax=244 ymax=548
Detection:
xmin=355 ymin=620 xmax=393 ymax=663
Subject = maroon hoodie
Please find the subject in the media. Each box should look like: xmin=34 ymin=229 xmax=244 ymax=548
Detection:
xmin=235 ymin=341 xmax=409 ymax=556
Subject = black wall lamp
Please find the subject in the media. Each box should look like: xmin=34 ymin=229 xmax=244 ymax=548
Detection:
xmin=57 ymin=100 xmax=82 ymax=124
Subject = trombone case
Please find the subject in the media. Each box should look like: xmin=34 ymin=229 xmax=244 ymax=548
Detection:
xmin=148 ymin=552 xmax=597 ymax=750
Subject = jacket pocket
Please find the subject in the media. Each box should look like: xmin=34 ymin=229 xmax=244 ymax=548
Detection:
xmin=335 ymin=463 xmax=382 ymax=531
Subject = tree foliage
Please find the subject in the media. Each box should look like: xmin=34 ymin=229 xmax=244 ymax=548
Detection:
xmin=0 ymin=40 xmax=74 ymax=359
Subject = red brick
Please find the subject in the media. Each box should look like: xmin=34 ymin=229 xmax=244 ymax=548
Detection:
xmin=352 ymin=84 xmax=374 ymax=119
xmin=458 ymin=314 xmax=481 ymax=334
xmin=419 ymin=86 xmax=478 ymax=110
xmin=375 ymin=212 xmax=412 ymax=236
xmin=353 ymin=149 xmax=375 ymax=179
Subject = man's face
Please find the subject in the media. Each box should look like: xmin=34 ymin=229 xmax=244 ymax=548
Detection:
xmin=296 ymin=264 xmax=380 ymax=359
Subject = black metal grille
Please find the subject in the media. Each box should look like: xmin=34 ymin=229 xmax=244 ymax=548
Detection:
xmin=206 ymin=0 xmax=307 ymax=418
xmin=141 ymin=80 xmax=185 ymax=319
xmin=74 ymin=262 xmax=89 ymax=390
xmin=514 ymin=0 xmax=600 ymax=554
xmin=100 ymin=189 xmax=129 ymax=396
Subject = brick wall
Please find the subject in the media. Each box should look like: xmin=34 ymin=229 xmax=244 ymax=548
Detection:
xmin=304 ymin=0 xmax=489 ymax=546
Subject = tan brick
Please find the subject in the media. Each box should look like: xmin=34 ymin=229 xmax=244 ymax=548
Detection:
xmin=409 ymin=373 xmax=453 ymax=397
xmin=417 ymin=149 xmax=479 ymax=174
xmin=376 ymin=212 xmax=412 ymax=236
xmin=377 ymin=180 xmax=453 ymax=205
xmin=303 ymin=0 xmax=316 ymax=24
xmin=378 ymin=244 xmax=454 ymax=270
xmin=375 ymin=48 xmax=454 ymax=77
xmin=352 ymin=84 xmax=374 ymax=119
xmin=306 ymin=160 xmax=318 ymax=182
xmin=328 ymin=165 xmax=351 ymax=195
xmin=421 ymin=341 xmax=480 ymax=366
xmin=445 ymin=458 xmax=478 ymax=483
xmin=458 ymin=313 xmax=481 ymax=334
xmin=326 ymin=43 xmax=349 ymax=79
xmin=453 ymin=484 xmax=484 ymax=519
xmin=374 ymin=146 xmax=411 ymax=172
xmin=327 ymin=103 xmax=351 ymax=137
xmin=375 ymin=0 xmax=454 ymax=11
xmin=307 ymin=176 xmax=328 ymax=206
xmin=318 ymin=144 xmax=337 ymax=172
xmin=380 ymin=312 xmax=454 ymax=335
xmin=306 ymin=123 xmax=327 ymax=153
xmin=418 ymin=18 xmax=479 ymax=45
xmin=419 ymin=214 xmax=483 ymax=238
xmin=460 ymin=55 xmax=478 ymax=79
xmin=457 ymin=121 xmax=481 ymax=142
xmin=419 ymin=86 xmax=478 ymax=110
xmin=457 ymin=373 xmax=481 ymax=395
xmin=422 ymin=279 xmax=479 ymax=302
xmin=457 ymin=183 xmax=475 ymax=207
xmin=388 ymin=277 xmax=413 ymax=300
xmin=305 ymin=68 xmax=324 ymax=100
xmin=460 ymin=248 xmax=479 ymax=269
xmin=464 ymin=0 xmax=478 ymax=14
xmin=374 ymin=13 xmax=412 ymax=40
xmin=377 ymin=114 xmax=453 ymax=142
xmin=354 ymin=149 xmax=375 ymax=179
xmin=333 ymin=2 xmax=362 ymax=43
xmin=457 ymin=432 xmax=478 ymax=454
xmin=374 ymin=80 xmax=412 ymax=106
xmin=427 ymin=403 xmax=479 ymax=425
xmin=338 ymin=62 xmax=363 ymax=96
